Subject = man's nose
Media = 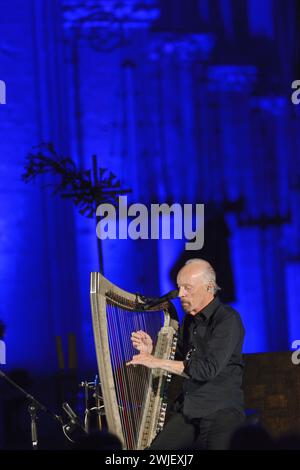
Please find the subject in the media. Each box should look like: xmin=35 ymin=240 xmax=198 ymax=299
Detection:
xmin=178 ymin=286 xmax=186 ymax=297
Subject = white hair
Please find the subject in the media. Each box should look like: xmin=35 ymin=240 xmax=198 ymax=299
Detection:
xmin=185 ymin=258 xmax=221 ymax=294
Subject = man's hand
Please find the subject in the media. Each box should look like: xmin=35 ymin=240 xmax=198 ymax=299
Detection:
xmin=131 ymin=330 xmax=153 ymax=354
xmin=126 ymin=353 xmax=186 ymax=377
xmin=126 ymin=352 xmax=159 ymax=369
xmin=128 ymin=330 xmax=186 ymax=377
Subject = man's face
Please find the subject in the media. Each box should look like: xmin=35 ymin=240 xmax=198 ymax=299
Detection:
xmin=176 ymin=265 xmax=211 ymax=315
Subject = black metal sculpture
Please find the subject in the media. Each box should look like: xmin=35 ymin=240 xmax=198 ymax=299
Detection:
xmin=22 ymin=142 xmax=131 ymax=273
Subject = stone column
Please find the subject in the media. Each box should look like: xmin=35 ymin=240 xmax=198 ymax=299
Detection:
xmin=251 ymin=97 xmax=300 ymax=347
xmin=32 ymin=0 xmax=83 ymax=362
xmin=62 ymin=1 xmax=163 ymax=363
xmin=148 ymin=32 xmax=215 ymax=203
xmin=146 ymin=32 xmax=215 ymax=297
xmin=206 ymin=65 xmax=257 ymax=205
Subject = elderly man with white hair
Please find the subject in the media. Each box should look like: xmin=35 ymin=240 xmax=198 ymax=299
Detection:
xmin=127 ymin=258 xmax=246 ymax=450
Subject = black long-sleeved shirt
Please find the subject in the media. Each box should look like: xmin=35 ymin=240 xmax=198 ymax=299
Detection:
xmin=174 ymin=296 xmax=245 ymax=419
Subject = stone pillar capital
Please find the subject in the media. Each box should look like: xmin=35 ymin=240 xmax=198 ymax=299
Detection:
xmin=207 ymin=65 xmax=257 ymax=92
xmin=148 ymin=33 xmax=215 ymax=62
xmin=63 ymin=0 xmax=160 ymax=30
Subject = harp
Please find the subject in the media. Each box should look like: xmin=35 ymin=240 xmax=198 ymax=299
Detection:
xmin=90 ymin=272 xmax=179 ymax=450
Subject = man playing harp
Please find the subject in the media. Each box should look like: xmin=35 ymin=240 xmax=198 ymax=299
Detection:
xmin=127 ymin=259 xmax=246 ymax=450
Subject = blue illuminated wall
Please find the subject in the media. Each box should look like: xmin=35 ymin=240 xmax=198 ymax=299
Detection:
xmin=0 ymin=0 xmax=299 ymax=376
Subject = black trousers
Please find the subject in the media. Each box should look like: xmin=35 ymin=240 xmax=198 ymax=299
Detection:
xmin=149 ymin=408 xmax=245 ymax=450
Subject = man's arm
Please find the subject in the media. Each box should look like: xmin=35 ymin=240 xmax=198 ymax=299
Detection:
xmin=126 ymin=353 xmax=189 ymax=378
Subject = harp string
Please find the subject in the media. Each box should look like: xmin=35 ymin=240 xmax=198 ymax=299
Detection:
xmin=107 ymin=304 xmax=143 ymax=448
xmin=120 ymin=307 xmax=150 ymax=448
xmin=117 ymin=305 xmax=140 ymax=448
xmin=130 ymin=309 xmax=151 ymax=444
xmin=122 ymin=308 xmax=141 ymax=445
xmin=108 ymin=304 xmax=133 ymax=448
xmin=107 ymin=303 xmax=164 ymax=449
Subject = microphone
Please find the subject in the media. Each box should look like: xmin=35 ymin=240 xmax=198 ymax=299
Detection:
xmin=62 ymin=402 xmax=87 ymax=443
xmin=141 ymin=289 xmax=178 ymax=309
xmin=62 ymin=402 xmax=81 ymax=424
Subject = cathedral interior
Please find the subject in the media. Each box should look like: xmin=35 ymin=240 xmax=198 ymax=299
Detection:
xmin=0 ymin=0 xmax=299 ymax=450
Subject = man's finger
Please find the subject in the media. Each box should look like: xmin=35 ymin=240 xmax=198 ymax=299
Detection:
xmin=131 ymin=333 xmax=142 ymax=340
xmin=126 ymin=361 xmax=137 ymax=368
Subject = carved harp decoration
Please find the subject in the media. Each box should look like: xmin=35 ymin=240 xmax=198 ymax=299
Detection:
xmin=90 ymin=272 xmax=179 ymax=450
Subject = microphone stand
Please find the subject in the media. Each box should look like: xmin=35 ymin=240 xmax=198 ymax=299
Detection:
xmin=0 ymin=369 xmax=63 ymax=450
